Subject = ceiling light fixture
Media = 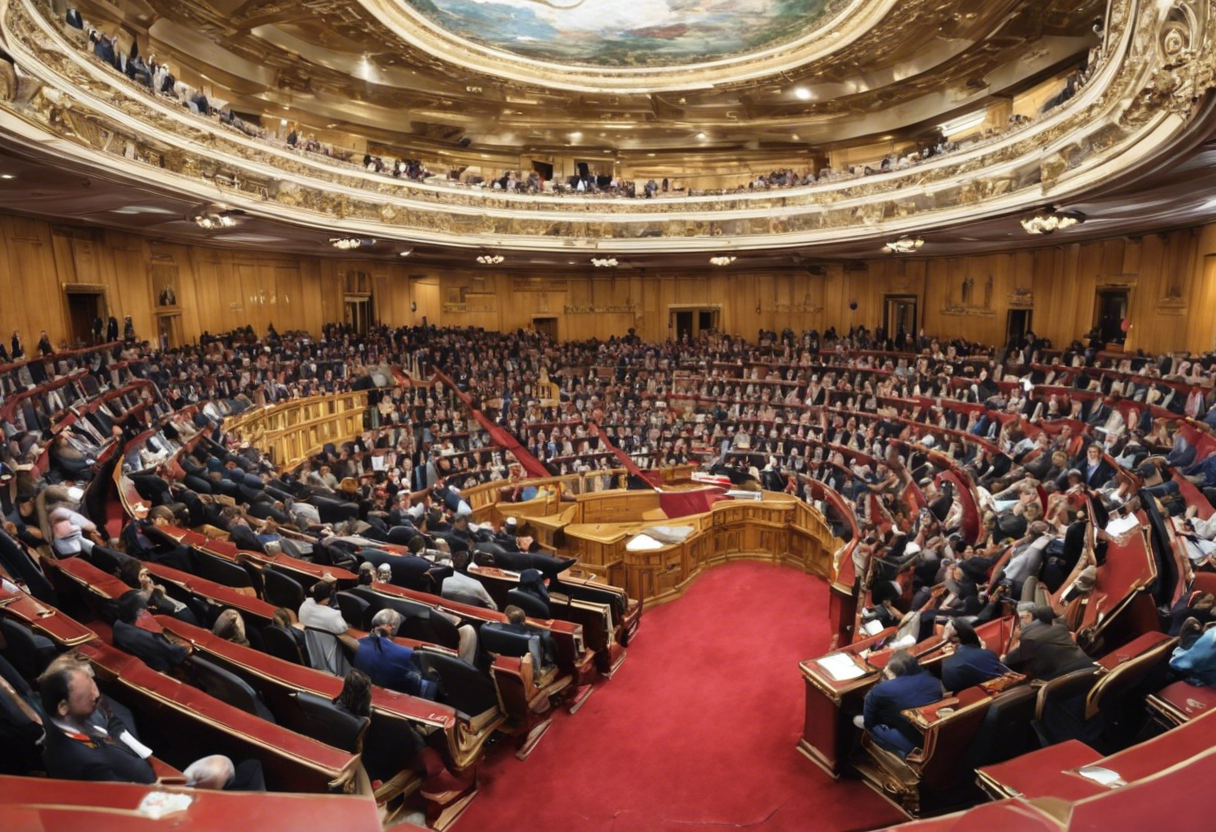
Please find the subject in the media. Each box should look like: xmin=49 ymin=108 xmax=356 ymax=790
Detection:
xmin=883 ymin=237 xmax=924 ymax=254
xmin=399 ymin=248 xmax=413 ymax=257
xmin=1021 ymin=208 xmax=1086 ymax=235
xmin=0 ymin=174 xmax=14 ymax=180
xmin=330 ymin=237 xmax=375 ymax=250
xmin=188 ymin=202 xmax=241 ymax=230
xmin=710 ymin=256 xmax=737 ymax=266
xmin=793 ymin=87 xmax=811 ymax=100
xmin=591 ymin=258 xmax=618 ymax=268
xmin=477 ymin=254 xmax=504 ymax=265
xmin=938 ymin=112 xmax=986 ymax=135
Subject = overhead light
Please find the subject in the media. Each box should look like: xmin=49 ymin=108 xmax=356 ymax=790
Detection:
xmin=793 ymin=87 xmax=811 ymax=100
xmin=280 ymin=119 xmax=288 ymax=126
xmin=883 ymin=237 xmax=924 ymax=254
xmin=569 ymin=131 xmax=582 ymax=141
xmin=790 ymin=134 xmax=800 ymax=141
xmin=187 ymin=202 xmax=240 ymax=229
xmin=1021 ymin=208 xmax=1086 ymax=235
xmin=477 ymin=254 xmax=504 ymax=265
xmin=0 ymin=174 xmax=14 ymax=180
xmin=710 ymin=256 xmax=736 ymax=266
xmin=330 ymin=237 xmax=375 ymax=250
xmin=591 ymin=258 xmax=618 ymax=268
xmin=696 ymin=132 xmax=708 ymax=141
xmin=398 ymin=248 xmax=413 ymax=257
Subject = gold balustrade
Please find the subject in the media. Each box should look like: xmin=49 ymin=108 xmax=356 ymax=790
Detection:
xmin=224 ymin=392 xmax=369 ymax=469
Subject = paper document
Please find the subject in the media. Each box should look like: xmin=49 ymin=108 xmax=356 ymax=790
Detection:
xmin=816 ymin=652 xmax=867 ymax=682
xmin=1075 ymin=765 xmax=1126 ymax=787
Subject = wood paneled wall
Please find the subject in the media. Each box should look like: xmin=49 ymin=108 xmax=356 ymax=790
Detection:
xmin=2 ymin=212 xmax=1215 ymax=354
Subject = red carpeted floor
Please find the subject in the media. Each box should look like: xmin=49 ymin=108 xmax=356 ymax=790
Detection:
xmin=456 ymin=561 xmax=904 ymax=832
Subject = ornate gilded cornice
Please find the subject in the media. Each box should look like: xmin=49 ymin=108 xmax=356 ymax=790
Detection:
xmin=0 ymin=0 xmax=1212 ymax=254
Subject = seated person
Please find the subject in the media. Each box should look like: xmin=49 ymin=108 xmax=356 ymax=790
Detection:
xmin=211 ymin=609 xmax=250 ymax=648
xmin=353 ymin=609 xmax=434 ymax=699
xmin=112 ymin=590 xmax=190 ymax=673
xmin=515 ymin=569 xmax=551 ymax=618
xmin=116 ymin=560 xmax=197 ymax=625
xmin=856 ymin=649 xmax=943 ymax=758
xmin=298 ymin=578 xmax=356 ymax=673
xmin=441 ymin=550 xmax=498 ymax=610
xmin=1002 ymin=604 xmax=1096 ymax=680
xmin=39 ymin=663 xmax=263 ymax=789
xmin=941 ymin=619 xmax=1009 ymax=692
xmin=1169 ymin=618 xmax=1216 ymax=686
xmin=121 ymin=505 xmax=193 ymax=571
xmin=502 ymin=605 xmax=558 ymax=668
xmin=331 ymin=669 xmax=372 ymax=719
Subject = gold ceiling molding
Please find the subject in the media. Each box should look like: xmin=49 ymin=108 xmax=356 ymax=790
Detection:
xmin=354 ymin=0 xmax=889 ymax=93
xmin=0 ymin=0 xmax=1212 ymax=256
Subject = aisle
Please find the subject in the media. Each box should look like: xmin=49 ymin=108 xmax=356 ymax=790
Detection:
xmin=455 ymin=561 xmax=904 ymax=832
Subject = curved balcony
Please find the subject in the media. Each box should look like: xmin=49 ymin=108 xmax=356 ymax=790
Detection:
xmin=0 ymin=0 xmax=1211 ymax=252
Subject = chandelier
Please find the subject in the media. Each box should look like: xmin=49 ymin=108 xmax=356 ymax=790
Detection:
xmin=883 ymin=237 xmax=924 ymax=254
xmin=709 ymin=256 xmax=736 ymax=266
xmin=188 ymin=203 xmax=240 ymax=230
xmin=1021 ymin=209 xmax=1085 ymax=235
xmin=330 ymin=237 xmax=375 ymax=250
xmin=477 ymin=254 xmax=505 ymax=265
xmin=591 ymin=258 xmax=618 ymax=268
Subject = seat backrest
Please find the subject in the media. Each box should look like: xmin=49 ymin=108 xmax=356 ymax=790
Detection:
xmin=1086 ymin=637 xmax=1178 ymax=720
xmin=415 ymin=651 xmax=499 ymax=719
xmin=350 ymin=586 xmax=433 ymax=621
xmin=303 ymin=628 xmax=351 ymax=676
xmin=0 ymin=619 xmax=55 ymax=680
xmin=964 ymin=685 xmax=1039 ymax=768
xmin=189 ymin=655 xmax=276 ymax=723
xmin=479 ymin=622 xmax=543 ymax=670
xmin=287 ymin=690 xmax=369 ymax=753
xmin=361 ymin=710 xmax=425 ymax=783
xmin=334 ymin=592 xmax=372 ymax=631
xmin=262 ymin=568 xmax=305 ymax=611
xmin=416 ymin=610 xmax=462 ymax=651
xmin=1035 ymin=667 xmax=1100 ymax=720
xmin=190 ymin=550 xmax=254 ymax=590
xmin=261 ymin=624 xmax=307 ymax=667
xmin=507 ymin=589 xmax=551 ymax=619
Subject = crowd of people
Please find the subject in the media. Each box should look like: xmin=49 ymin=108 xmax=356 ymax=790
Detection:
xmin=58 ymin=8 xmax=1092 ymax=203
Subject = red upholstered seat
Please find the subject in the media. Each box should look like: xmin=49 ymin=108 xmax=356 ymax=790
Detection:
xmin=976 ymin=739 xmax=1106 ymax=801
xmin=1147 ymin=679 xmax=1216 ymax=726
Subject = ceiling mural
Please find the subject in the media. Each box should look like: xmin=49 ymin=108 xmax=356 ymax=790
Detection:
xmin=401 ymin=0 xmax=836 ymax=67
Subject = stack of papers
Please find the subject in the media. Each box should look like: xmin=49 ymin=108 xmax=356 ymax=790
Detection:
xmin=816 ymin=653 xmax=867 ymax=682
xmin=1075 ymin=765 xmax=1126 ymax=788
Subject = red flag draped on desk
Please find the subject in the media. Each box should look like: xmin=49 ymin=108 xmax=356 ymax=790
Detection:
xmin=429 ymin=369 xmax=550 ymax=479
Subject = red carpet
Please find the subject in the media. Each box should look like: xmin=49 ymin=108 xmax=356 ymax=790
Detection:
xmin=456 ymin=561 xmax=904 ymax=832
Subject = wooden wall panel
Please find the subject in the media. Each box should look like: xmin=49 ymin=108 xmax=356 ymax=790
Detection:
xmin=2 ymin=212 xmax=1216 ymax=353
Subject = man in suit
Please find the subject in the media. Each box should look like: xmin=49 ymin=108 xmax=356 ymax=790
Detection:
xmin=40 ymin=663 xmax=264 ymax=788
xmin=941 ymin=619 xmax=1008 ymax=692
xmin=1002 ymin=605 xmax=1096 ymax=680
xmin=112 ymin=590 xmax=190 ymax=673
xmin=1080 ymin=443 xmax=1114 ymax=489
xmin=858 ymin=649 xmax=943 ymax=757
xmin=353 ymin=609 xmax=434 ymax=699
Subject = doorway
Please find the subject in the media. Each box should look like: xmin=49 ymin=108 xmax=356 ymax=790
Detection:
xmin=1093 ymin=289 xmax=1129 ymax=346
xmin=883 ymin=295 xmax=918 ymax=340
xmin=533 ymin=317 xmax=558 ymax=340
xmin=1006 ymin=309 xmax=1033 ymax=345
xmin=156 ymin=313 xmax=183 ymax=351
xmin=669 ymin=307 xmax=719 ymax=342
xmin=344 ymin=296 xmax=373 ymax=335
xmin=64 ymin=286 xmax=107 ymax=346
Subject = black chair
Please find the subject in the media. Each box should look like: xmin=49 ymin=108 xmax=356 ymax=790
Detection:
xmin=312 ymin=496 xmax=358 ymax=525
xmin=262 ymin=568 xmax=305 ymax=611
xmin=415 ymin=609 xmax=462 ymax=651
xmin=415 ymin=651 xmax=499 ymax=719
xmin=262 ymin=624 xmax=307 ymax=667
xmin=335 ymin=592 xmax=372 ymax=631
xmin=0 ymin=619 xmax=57 ymax=680
xmin=287 ymin=691 xmax=369 ymax=753
xmin=386 ymin=526 xmax=417 ymax=546
xmin=0 ymin=654 xmax=43 ymax=775
xmin=362 ymin=713 xmax=426 ymax=784
xmin=1032 ymin=667 xmax=1101 ymax=747
xmin=238 ymin=561 xmax=266 ymax=598
xmin=190 ymin=550 xmax=255 ymax=590
xmin=479 ymin=622 xmax=543 ymax=669
xmin=963 ymin=685 xmax=1038 ymax=768
xmin=189 ymin=656 xmax=276 ymax=723
xmin=507 ymin=589 xmax=551 ymax=620
xmin=349 ymin=587 xmax=433 ymax=622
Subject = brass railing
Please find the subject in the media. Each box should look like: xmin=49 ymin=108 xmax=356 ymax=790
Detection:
xmin=225 ymin=392 xmax=369 ymax=469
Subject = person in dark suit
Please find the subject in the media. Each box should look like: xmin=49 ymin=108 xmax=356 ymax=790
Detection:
xmin=111 ymin=590 xmax=190 ymax=673
xmin=353 ymin=609 xmax=434 ymax=699
xmin=941 ymin=619 xmax=1008 ymax=692
xmin=66 ymin=7 xmax=83 ymax=28
xmin=40 ymin=663 xmax=264 ymax=789
xmin=1080 ymin=443 xmax=1114 ymax=489
xmin=1002 ymin=605 xmax=1096 ymax=680
xmin=503 ymin=604 xmax=558 ymax=667
xmin=859 ymin=649 xmax=943 ymax=757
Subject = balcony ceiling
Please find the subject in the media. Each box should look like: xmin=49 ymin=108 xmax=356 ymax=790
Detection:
xmin=81 ymin=0 xmax=1103 ymax=156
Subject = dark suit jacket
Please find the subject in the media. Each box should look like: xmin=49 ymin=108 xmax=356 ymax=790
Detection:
xmin=43 ymin=712 xmax=155 ymax=784
xmin=1004 ymin=622 xmax=1095 ymax=680
xmin=112 ymin=619 xmax=189 ymax=673
xmin=354 ymin=634 xmax=422 ymax=695
xmin=942 ymin=644 xmax=1008 ymax=692
xmin=863 ymin=667 xmax=943 ymax=748
xmin=1082 ymin=459 xmax=1115 ymax=488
